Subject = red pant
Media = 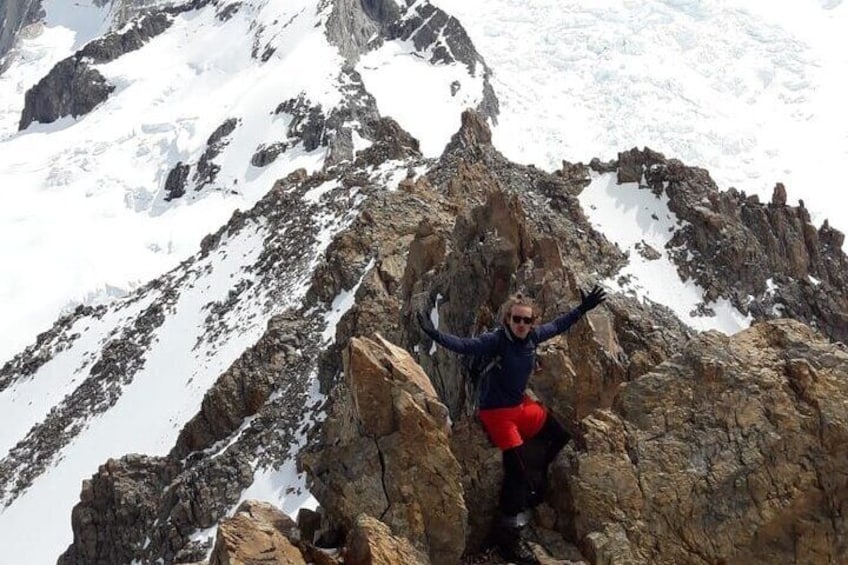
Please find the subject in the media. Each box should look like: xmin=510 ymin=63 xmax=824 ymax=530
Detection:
xmin=478 ymin=396 xmax=547 ymax=450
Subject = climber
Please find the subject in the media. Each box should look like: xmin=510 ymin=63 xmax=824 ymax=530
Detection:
xmin=417 ymin=285 xmax=606 ymax=564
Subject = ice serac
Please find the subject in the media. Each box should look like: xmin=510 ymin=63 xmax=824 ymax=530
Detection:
xmin=555 ymin=319 xmax=848 ymax=564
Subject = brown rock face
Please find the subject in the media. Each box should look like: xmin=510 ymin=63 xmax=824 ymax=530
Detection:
xmin=210 ymin=500 xmax=305 ymax=565
xmin=554 ymin=319 xmax=848 ymax=564
xmin=303 ymin=334 xmax=466 ymax=564
xmin=171 ymin=313 xmax=308 ymax=458
xmin=57 ymin=455 xmax=181 ymax=565
xmin=345 ymin=514 xmax=429 ymax=565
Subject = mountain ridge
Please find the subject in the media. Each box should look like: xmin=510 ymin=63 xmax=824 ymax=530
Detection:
xmin=1 ymin=1 xmax=847 ymax=564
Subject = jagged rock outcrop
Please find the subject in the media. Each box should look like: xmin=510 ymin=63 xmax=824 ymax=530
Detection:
xmin=57 ymin=455 xmax=182 ymax=565
xmin=345 ymin=514 xmax=429 ymax=565
xmin=170 ymin=313 xmax=308 ymax=459
xmin=552 ymin=319 xmax=848 ymax=564
xmin=194 ymin=118 xmax=240 ymax=190
xmin=164 ymin=161 xmax=191 ymax=200
xmin=58 ymin=449 xmax=257 ymax=565
xmin=302 ymin=334 xmax=466 ymax=564
xmin=256 ymin=66 xmax=415 ymax=171
xmin=602 ymin=147 xmax=848 ymax=343
xmin=299 ymin=111 xmax=694 ymax=561
xmin=78 ymin=11 xmax=172 ymax=63
xmin=18 ymin=56 xmax=115 ymax=129
xmin=276 ymin=95 xmax=326 ymax=153
xmin=210 ymin=500 xmax=306 ymax=565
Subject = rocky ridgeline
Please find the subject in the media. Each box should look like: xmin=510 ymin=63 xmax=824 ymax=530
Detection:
xmin=295 ymin=111 xmax=848 ymax=563
xmin=611 ymin=147 xmax=848 ymax=343
xmin=3 ymin=94 xmax=845 ymax=565
xmin=7 ymin=101 xmax=848 ymax=563
xmin=6 ymin=3 xmax=848 ymax=564
xmin=51 ymin=118 xmax=427 ymax=563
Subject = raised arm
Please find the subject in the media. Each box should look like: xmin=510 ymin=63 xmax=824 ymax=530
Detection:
xmin=533 ymin=285 xmax=607 ymax=343
xmin=417 ymin=311 xmax=502 ymax=356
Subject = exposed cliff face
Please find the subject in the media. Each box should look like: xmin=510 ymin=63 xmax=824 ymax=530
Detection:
xmin=303 ymin=335 xmax=466 ymax=564
xmin=18 ymin=56 xmax=115 ymax=129
xmin=554 ymin=319 xmax=848 ymax=564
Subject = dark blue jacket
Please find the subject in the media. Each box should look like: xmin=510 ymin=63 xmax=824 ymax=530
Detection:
xmin=428 ymin=308 xmax=584 ymax=409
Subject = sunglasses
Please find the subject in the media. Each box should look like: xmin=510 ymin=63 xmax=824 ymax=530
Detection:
xmin=511 ymin=315 xmax=534 ymax=325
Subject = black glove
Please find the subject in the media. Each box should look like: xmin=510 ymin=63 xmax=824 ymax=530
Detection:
xmin=578 ymin=284 xmax=607 ymax=314
xmin=416 ymin=310 xmax=438 ymax=338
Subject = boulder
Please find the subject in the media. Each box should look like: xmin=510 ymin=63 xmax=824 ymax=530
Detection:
xmin=345 ymin=514 xmax=429 ymax=565
xmin=210 ymin=501 xmax=305 ymax=565
xmin=303 ymin=334 xmax=466 ymax=564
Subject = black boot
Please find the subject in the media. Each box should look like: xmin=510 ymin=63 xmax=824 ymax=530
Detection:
xmin=497 ymin=518 xmax=538 ymax=565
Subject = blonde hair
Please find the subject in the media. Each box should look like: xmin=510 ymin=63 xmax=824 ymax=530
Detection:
xmin=501 ymin=292 xmax=537 ymax=324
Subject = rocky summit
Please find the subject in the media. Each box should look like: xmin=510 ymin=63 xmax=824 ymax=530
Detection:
xmin=18 ymin=107 xmax=842 ymax=564
xmin=1 ymin=1 xmax=847 ymax=564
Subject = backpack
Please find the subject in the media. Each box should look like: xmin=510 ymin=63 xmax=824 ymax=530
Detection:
xmin=464 ymin=326 xmax=506 ymax=412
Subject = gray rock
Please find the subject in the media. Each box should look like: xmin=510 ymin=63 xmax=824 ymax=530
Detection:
xmin=324 ymin=0 xmax=499 ymax=123
xmin=18 ymin=57 xmax=115 ymax=129
xmin=194 ymin=118 xmax=239 ymax=190
xmin=0 ymin=0 xmax=44 ymax=68
xmin=251 ymin=142 xmax=288 ymax=168
xmin=276 ymin=96 xmax=326 ymax=152
xmin=78 ymin=12 xmax=172 ymax=64
xmin=164 ymin=162 xmax=191 ymax=201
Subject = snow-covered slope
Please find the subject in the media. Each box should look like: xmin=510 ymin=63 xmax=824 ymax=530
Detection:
xmin=434 ymin=0 xmax=848 ymax=239
xmin=0 ymin=0 xmax=489 ymax=561
xmin=0 ymin=0 xmax=490 ymax=362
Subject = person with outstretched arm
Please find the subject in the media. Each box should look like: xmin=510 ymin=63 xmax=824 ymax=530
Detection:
xmin=417 ymin=285 xmax=606 ymax=565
